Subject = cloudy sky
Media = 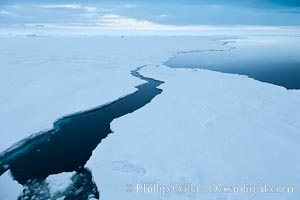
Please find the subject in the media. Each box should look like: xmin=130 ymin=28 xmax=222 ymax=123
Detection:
xmin=1 ymin=0 xmax=300 ymax=30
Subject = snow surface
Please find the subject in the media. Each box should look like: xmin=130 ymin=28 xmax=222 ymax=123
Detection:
xmin=0 ymin=172 xmax=22 ymax=199
xmin=0 ymin=35 xmax=221 ymax=199
xmin=1 ymin=35 xmax=300 ymax=199
xmin=87 ymin=65 xmax=300 ymax=200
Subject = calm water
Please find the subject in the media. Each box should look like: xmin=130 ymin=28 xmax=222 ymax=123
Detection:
xmin=166 ymin=37 xmax=300 ymax=89
xmin=0 ymin=67 xmax=163 ymax=187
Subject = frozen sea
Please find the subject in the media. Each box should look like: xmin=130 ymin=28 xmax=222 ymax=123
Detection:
xmin=0 ymin=34 xmax=300 ymax=200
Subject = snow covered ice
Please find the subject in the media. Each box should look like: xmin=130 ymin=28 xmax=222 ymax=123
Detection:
xmin=0 ymin=35 xmax=300 ymax=200
xmin=87 ymin=64 xmax=300 ymax=200
xmin=0 ymin=35 xmax=220 ymax=199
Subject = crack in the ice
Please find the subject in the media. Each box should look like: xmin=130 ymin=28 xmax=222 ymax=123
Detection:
xmin=0 ymin=66 xmax=164 ymax=199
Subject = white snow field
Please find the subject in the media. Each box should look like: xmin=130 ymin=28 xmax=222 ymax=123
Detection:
xmin=87 ymin=65 xmax=300 ymax=200
xmin=1 ymin=35 xmax=300 ymax=199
